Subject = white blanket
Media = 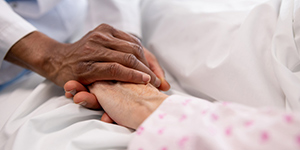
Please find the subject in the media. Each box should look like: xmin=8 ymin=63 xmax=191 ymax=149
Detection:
xmin=141 ymin=0 xmax=300 ymax=110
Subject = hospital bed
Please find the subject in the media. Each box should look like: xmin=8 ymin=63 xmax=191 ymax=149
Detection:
xmin=1 ymin=0 xmax=300 ymax=149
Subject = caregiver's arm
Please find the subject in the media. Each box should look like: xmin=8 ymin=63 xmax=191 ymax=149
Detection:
xmin=5 ymin=26 xmax=159 ymax=87
xmin=1 ymin=1 xmax=161 ymax=88
xmin=88 ymin=82 xmax=300 ymax=150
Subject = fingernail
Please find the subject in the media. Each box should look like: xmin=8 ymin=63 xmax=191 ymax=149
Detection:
xmin=66 ymin=89 xmax=76 ymax=96
xmin=154 ymin=77 xmax=161 ymax=87
xmin=142 ymin=74 xmax=151 ymax=83
xmin=78 ymin=101 xmax=87 ymax=106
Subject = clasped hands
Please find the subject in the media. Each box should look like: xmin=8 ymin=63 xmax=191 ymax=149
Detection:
xmin=6 ymin=23 xmax=170 ymax=128
xmin=57 ymin=24 xmax=170 ymax=129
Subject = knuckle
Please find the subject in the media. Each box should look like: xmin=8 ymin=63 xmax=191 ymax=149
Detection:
xmin=132 ymin=35 xmax=142 ymax=46
xmin=137 ymin=45 xmax=144 ymax=56
xmin=132 ymin=44 xmax=144 ymax=58
xmin=107 ymin=63 xmax=120 ymax=77
xmin=74 ymin=62 xmax=93 ymax=74
xmin=100 ymin=23 xmax=111 ymax=28
xmin=75 ymin=62 xmax=94 ymax=84
xmin=97 ymin=23 xmax=114 ymax=32
xmin=74 ymin=62 xmax=85 ymax=74
xmin=86 ymin=30 xmax=94 ymax=36
xmin=90 ymin=32 xmax=111 ymax=42
xmin=82 ymin=42 xmax=95 ymax=54
xmin=124 ymin=54 xmax=139 ymax=68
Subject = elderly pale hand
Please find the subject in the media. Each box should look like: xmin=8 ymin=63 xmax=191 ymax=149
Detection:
xmin=89 ymin=81 xmax=168 ymax=129
xmin=5 ymin=24 xmax=162 ymax=87
xmin=64 ymin=79 xmax=169 ymax=124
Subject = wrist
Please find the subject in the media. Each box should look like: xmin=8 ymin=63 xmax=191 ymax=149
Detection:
xmin=132 ymin=93 xmax=168 ymax=129
xmin=38 ymin=39 xmax=67 ymax=85
xmin=5 ymin=31 xmax=64 ymax=81
xmin=29 ymin=32 xmax=64 ymax=80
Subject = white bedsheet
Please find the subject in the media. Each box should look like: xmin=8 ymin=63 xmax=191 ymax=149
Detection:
xmin=0 ymin=73 xmax=133 ymax=150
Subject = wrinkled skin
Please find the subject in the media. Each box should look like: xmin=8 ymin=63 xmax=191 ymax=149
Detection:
xmin=6 ymin=24 xmax=164 ymax=88
xmin=89 ymin=81 xmax=168 ymax=129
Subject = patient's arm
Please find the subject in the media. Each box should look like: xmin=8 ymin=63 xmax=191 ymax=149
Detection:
xmin=88 ymin=81 xmax=300 ymax=150
xmin=88 ymin=81 xmax=168 ymax=129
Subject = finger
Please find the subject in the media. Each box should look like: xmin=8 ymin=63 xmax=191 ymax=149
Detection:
xmin=79 ymin=50 xmax=161 ymax=87
xmin=145 ymin=51 xmax=164 ymax=79
xmin=111 ymin=28 xmax=142 ymax=47
xmin=102 ymin=37 xmax=149 ymax=67
xmin=84 ymin=42 xmax=149 ymax=68
xmin=159 ymin=78 xmax=171 ymax=91
xmin=150 ymin=64 xmax=170 ymax=92
xmin=109 ymin=30 xmax=152 ymax=67
xmin=93 ymin=24 xmax=143 ymax=49
xmin=79 ymin=62 xmax=159 ymax=86
xmin=92 ymin=24 xmax=148 ymax=66
xmin=81 ymin=37 xmax=159 ymax=87
xmin=100 ymin=112 xmax=114 ymax=124
xmin=144 ymin=49 xmax=170 ymax=91
xmin=73 ymin=91 xmax=102 ymax=110
xmin=64 ymin=80 xmax=87 ymax=98
xmin=104 ymin=50 xmax=157 ymax=85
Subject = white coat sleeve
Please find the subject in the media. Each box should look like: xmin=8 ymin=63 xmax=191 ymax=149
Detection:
xmin=85 ymin=0 xmax=142 ymax=38
xmin=128 ymin=95 xmax=300 ymax=150
xmin=0 ymin=0 xmax=36 ymax=66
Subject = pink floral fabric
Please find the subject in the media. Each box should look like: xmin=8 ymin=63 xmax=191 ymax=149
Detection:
xmin=129 ymin=95 xmax=300 ymax=150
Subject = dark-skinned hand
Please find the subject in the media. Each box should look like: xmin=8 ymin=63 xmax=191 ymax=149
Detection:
xmin=5 ymin=24 xmax=161 ymax=88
